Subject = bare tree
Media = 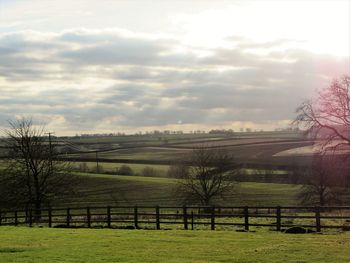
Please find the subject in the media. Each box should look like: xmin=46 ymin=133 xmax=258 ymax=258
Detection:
xmin=298 ymin=154 xmax=349 ymax=206
xmin=295 ymin=75 xmax=350 ymax=151
xmin=175 ymin=146 xmax=238 ymax=206
xmin=0 ymin=119 xmax=78 ymax=218
xmin=294 ymin=75 xmax=350 ymax=204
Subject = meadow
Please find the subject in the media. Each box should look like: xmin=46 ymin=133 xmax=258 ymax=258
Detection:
xmin=67 ymin=173 xmax=301 ymax=207
xmin=0 ymin=227 xmax=349 ymax=262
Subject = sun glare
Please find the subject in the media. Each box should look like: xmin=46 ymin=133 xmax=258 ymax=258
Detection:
xmin=173 ymin=1 xmax=350 ymax=57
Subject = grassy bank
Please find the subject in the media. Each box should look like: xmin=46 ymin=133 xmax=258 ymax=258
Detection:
xmin=0 ymin=227 xmax=349 ymax=262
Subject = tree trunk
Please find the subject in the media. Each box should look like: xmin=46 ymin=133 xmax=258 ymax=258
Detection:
xmin=319 ymin=191 xmax=325 ymax=207
xmin=202 ymin=198 xmax=212 ymax=213
xmin=34 ymin=201 xmax=41 ymax=222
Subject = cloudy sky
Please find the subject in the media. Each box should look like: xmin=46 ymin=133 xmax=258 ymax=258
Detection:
xmin=0 ymin=0 xmax=349 ymax=135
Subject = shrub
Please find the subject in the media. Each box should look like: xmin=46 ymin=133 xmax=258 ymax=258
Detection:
xmin=116 ymin=165 xmax=134 ymax=176
xmin=167 ymin=164 xmax=189 ymax=178
xmin=141 ymin=166 xmax=160 ymax=177
xmin=92 ymin=165 xmax=104 ymax=173
xmin=78 ymin=162 xmax=89 ymax=173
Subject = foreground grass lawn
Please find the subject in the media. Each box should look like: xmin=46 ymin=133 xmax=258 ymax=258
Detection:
xmin=0 ymin=227 xmax=349 ymax=262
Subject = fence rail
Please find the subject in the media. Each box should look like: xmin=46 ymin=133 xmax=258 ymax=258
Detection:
xmin=1 ymin=206 xmax=350 ymax=232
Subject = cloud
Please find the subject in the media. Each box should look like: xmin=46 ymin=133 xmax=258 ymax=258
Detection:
xmin=0 ymin=28 xmax=348 ymax=134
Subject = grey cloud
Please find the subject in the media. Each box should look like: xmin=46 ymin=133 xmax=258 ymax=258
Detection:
xmin=60 ymin=41 xmax=162 ymax=65
xmin=0 ymin=29 xmax=348 ymax=133
xmin=116 ymin=106 xmax=206 ymax=127
xmin=100 ymin=84 xmax=149 ymax=103
xmin=57 ymin=30 xmax=193 ymax=66
xmin=0 ymin=30 xmax=196 ymax=83
xmin=0 ymin=32 xmax=64 ymax=56
xmin=0 ymin=87 xmax=85 ymax=106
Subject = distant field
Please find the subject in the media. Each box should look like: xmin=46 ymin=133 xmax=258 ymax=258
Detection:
xmin=66 ymin=140 xmax=312 ymax=166
xmin=0 ymin=227 xmax=349 ymax=262
xmin=65 ymin=173 xmax=301 ymax=207
xmin=57 ymin=131 xmax=311 ymax=171
xmin=1 ymin=131 xmax=310 ymax=167
xmin=66 ymin=131 xmax=301 ymax=144
xmin=170 ymin=137 xmax=297 ymax=148
xmin=72 ymin=161 xmax=170 ymax=176
xmin=71 ymin=161 xmax=289 ymax=178
xmin=66 ymin=133 xmax=222 ymax=144
xmin=0 ymin=161 xmax=302 ymax=208
xmin=68 ymin=147 xmax=187 ymax=161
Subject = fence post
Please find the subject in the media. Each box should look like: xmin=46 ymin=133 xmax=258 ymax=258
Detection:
xmin=191 ymin=211 xmax=194 ymax=230
xmin=29 ymin=209 xmax=33 ymax=227
xmin=134 ymin=206 xmax=138 ymax=229
xmin=244 ymin=206 xmax=249 ymax=231
xmin=211 ymin=206 xmax=215 ymax=230
xmin=48 ymin=207 xmax=52 ymax=228
xmin=183 ymin=206 xmax=188 ymax=230
xmin=66 ymin=208 xmax=70 ymax=227
xmin=315 ymin=206 xmax=321 ymax=232
xmin=156 ymin=206 xmax=160 ymax=230
xmin=107 ymin=206 xmax=111 ymax=228
xmin=87 ymin=207 xmax=91 ymax=228
xmin=14 ymin=210 xmax=18 ymax=226
xmin=276 ymin=206 xmax=281 ymax=231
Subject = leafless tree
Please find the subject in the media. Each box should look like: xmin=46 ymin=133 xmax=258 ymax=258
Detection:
xmin=294 ymin=75 xmax=350 ymax=204
xmin=298 ymin=154 xmax=349 ymax=206
xmin=0 ymin=119 xmax=78 ymax=218
xmin=175 ymin=146 xmax=239 ymax=206
xmin=295 ymin=75 xmax=350 ymax=151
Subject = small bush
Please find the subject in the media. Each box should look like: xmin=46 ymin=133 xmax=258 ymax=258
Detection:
xmin=78 ymin=162 xmax=89 ymax=173
xmin=92 ymin=165 xmax=104 ymax=173
xmin=167 ymin=164 xmax=189 ymax=178
xmin=141 ymin=167 xmax=160 ymax=177
xmin=116 ymin=165 xmax=134 ymax=176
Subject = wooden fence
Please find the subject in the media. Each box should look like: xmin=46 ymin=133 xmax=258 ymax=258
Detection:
xmin=1 ymin=206 xmax=350 ymax=232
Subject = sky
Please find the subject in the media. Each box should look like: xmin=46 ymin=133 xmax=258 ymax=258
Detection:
xmin=0 ymin=0 xmax=349 ymax=135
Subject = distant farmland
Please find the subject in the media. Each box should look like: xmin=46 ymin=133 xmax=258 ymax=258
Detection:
xmin=0 ymin=131 xmax=311 ymax=208
xmin=59 ymin=131 xmax=313 ymax=168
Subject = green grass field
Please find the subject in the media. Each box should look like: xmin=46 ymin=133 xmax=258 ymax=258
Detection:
xmin=66 ymin=173 xmax=301 ymax=207
xmin=0 ymin=227 xmax=349 ymax=262
xmin=0 ymin=162 xmax=301 ymax=207
xmin=72 ymin=161 xmax=289 ymax=180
